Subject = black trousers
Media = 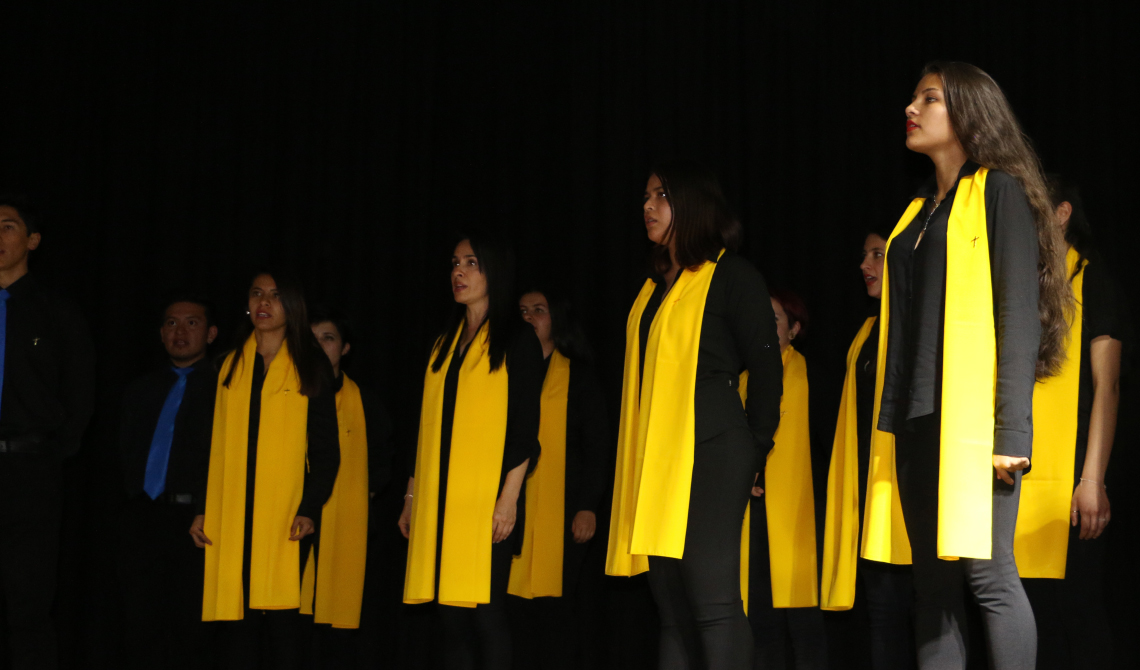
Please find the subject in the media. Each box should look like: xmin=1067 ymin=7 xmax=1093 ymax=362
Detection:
xmin=1021 ymin=499 xmax=1112 ymax=669
xmin=895 ymin=415 xmax=1035 ymax=670
xmin=858 ymin=558 xmax=916 ymax=670
xmin=647 ymin=427 xmax=755 ymax=670
xmin=0 ymin=453 xmax=61 ymax=670
xmin=507 ymin=522 xmax=593 ymax=670
xmin=748 ymin=495 xmax=828 ymax=670
xmin=116 ymin=496 xmax=214 ymax=670
xmin=438 ymin=537 xmax=516 ymax=670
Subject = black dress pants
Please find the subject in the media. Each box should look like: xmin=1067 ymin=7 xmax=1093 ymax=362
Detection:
xmin=0 ymin=454 xmax=61 ymax=670
xmin=646 ymin=427 xmax=755 ymax=670
xmin=748 ymin=495 xmax=828 ymax=670
xmin=116 ymin=496 xmax=214 ymax=670
xmin=858 ymin=558 xmax=916 ymax=670
xmin=1021 ymin=491 xmax=1112 ymax=669
xmin=507 ymin=522 xmax=593 ymax=670
xmin=895 ymin=415 xmax=1036 ymax=670
xmin=438 ymin=536 xmax=516 ymax=670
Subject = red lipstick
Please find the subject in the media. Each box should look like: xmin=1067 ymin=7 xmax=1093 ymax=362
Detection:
xmin=906 ymin=120 xmax=918 ymax=132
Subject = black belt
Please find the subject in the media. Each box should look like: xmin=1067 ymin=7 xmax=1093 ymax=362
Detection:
xmin=0 ymin=437 xmax=45 ymax=454
xmin=148 ymin=492 xmax=195 ymax=505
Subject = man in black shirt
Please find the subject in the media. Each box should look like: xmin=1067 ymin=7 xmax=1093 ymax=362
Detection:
xmin=0 ymin=195 xmax=96 ymax=670
xmin=117 ymin=295 xmax=219 ymax=669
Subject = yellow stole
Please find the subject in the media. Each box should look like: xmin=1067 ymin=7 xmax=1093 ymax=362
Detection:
xmin=300 ymin=374 xmax=370 ymax=628
xmin=203 ymin=336 xmax=310 ymax=620
xmin=865 ymin=167 xmax=996 ymax=561
xmin=1014 ymin=247 xmax=1085 ymax=578
xmin=508 ymin=350 xmax=571 ymax=598
xmin=821 ymin=318 xmax=911 ymax=610
xmin=606 ymin=252 xmax=722 ymax=576
xmin=404 ymin=324 xmax=509 ymax=607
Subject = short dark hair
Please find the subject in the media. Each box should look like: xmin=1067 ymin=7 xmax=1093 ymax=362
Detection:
xmin=1046 ymin=174 xmax=1092 ymax=279
xmin=519 ymin=284 xmax=593 ymax=362
xmin=649 ymin=161 xmax=740 ymax=275
xmin=309 ymin=306 xmax=355 ymax=347
xmin=160 ymin=293 xmax=216 ymax=327
xmin=0 ymin=194 xmax=40 ymax=235
xmin=771 ymin=288 xmax=810 ymax=340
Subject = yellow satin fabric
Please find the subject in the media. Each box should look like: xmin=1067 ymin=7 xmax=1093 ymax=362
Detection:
xmin=300 ymin=374 xmax=370 ymax=628
xmin=509 ymin=350 xmax=570 ymax=598
xmin=404 ymin=324 xmax=510 ymax=607
xmin=203 ymin=336 xmax=310 ymax=621
xmin=606 ymin=252 xmax=722 ymax=576
xmin=1014 ymin=247 xmax=1085 ymax=578
xmin=865 ymin=167 xmax=996 ymax=561
xmin=763 ymin=347 xmax=819 ymax=607
xmin=821 ymin=318 xmax=912 ymax=610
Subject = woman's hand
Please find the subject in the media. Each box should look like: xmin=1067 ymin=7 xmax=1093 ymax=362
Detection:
xmin=289 ymin=516 xmax=315 ymax=541
xmin=571 ymin=511 xmax=596 ymax=543
xmin=492 ymin=495 xmax=518 ymax=543
xmin=189 ymin=515 xmax=212 ymax=548
xmin=1071 ymin=480 xmax=1110 ymax=540
xmin=992 ymin=455 xmax=1030 ymax=485
xmin=398 ymin=496 xmax=413 ymax=539
xmin=751 ymin=472 xmax=764 ymax=498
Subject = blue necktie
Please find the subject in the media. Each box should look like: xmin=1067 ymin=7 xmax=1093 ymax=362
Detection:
xmin=0 ymin=289 xmax=9 ymax=421
xmin=143 ymin=366 xmax=194 ymax=499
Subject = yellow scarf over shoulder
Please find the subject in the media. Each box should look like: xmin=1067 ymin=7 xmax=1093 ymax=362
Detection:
xmin=821 ymin=318 xmax=911 ymax=610
xmin=203 ymin=336 xmax=310 ymax=621
xmin=1014 ymin=248 xmax=1085 ymax=578
xmin=606 ymin=253 xmax=722 ymax=576
xmin=864 ymin=167 xmax=996 ymax=561
xmin=300 ymin=373 xmax=370 ymax=628
xmin=739 ymin=347 xmax=819 ymax=608
xmin=508 ymin=350 xmax=571 ymax=598
xmin=404 ymin=324 xmax=509 ymax=607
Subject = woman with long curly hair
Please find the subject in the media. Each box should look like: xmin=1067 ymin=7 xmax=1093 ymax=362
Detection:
xmin=863 ymin=62 xmax=1071 ymax=670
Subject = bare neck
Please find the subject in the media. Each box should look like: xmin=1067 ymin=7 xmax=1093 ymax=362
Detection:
xmin=461 ymin=299 xmax=489 ymax=350
xmin=254 ymin=328 xmax=287 ymax=368
xmin=0 ymin=262 xmax=29 ymax=290
xmin=171 ymin=352 xmax=205 ymax=369
xmin=930 ymin=145 xmax=969 ymax=203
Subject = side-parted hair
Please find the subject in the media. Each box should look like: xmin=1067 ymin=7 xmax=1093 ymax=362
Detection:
xmin=0 ymin=194 xmax=41 ymax=235
xmin=161 ymin=292 xmax=216 ymax=328
xmin=771 ymin=288 xmax=810 ymax=340
xmin=431 ymin=230 xmax=516 ymax=373
xmin=1046 ymin=175 xmax=1092 ymax=279
xmin=221 ymin=269 xmax=328 ymax=397
xmin=309 ymin=306 xmax=355 ymax=347
xmin=649 ymin=161 xmax=741 ymax=276
xmin=521 ymin=284 xmax=593 ymax=363
xmin=923 ymin=61 xmax=1071 ymax=379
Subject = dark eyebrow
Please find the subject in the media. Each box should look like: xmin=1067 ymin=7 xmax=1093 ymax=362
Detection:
xmin=922 ymin=87 xmax=940 ymax=93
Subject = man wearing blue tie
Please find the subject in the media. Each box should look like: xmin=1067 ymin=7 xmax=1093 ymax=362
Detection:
xmin=117 ymin=294 xmax=218 ymax=670
xmin=0 ymin=195 xmax=96 ymax=670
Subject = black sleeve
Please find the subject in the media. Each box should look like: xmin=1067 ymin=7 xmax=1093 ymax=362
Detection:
xmin=571 ymin=364 xmax=609 ymax=514
xmin=298 ymin=381 xmax=342 ymax=520
xmin=985 ymin=172 xmax=1042 ymax=459
xmin=503 ymin=328 xmax=544 ymax=477
xmin=361 ymin=385 xmax=394 ymax=494
xmin=56 ymin=302 xmax=96 ymax=459
xmin=725 ymin=258 xmax=784 ymax=463
xmin=1082 ymin=256 xmax=1125 ymax=341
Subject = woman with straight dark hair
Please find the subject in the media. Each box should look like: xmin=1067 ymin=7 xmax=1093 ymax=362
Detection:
xmin=189 ymin=270 xmax=340 ymax=670
xmin=399 ymin=232 xmax=544 ymax=669
xmin=607 ymin=161 xmax=784 ymax=669
xmin=863 ymin=62 xmax=1071 ymax=670
xmin=1015 ymin=176 xmax=1126 ymax=670
xmin=507 ymin=285 xmax=608 ymax=669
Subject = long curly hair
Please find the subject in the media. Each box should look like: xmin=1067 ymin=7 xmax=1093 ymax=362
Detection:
xmin=923 ymin=61 xmax=1072 ymax=379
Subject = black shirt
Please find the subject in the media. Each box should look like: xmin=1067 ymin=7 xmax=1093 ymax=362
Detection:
xmin=0 ymin=274 xmax=96 ymax=459
xmin=435 ymin=326 xmax=544 ymax=553
xmin=553 ymin=356 xmax=609 ymax=517
xmin=119 ymin=357 xmax=217 ymax=499
xmin=1074 ymin=252 xmax=1129 ymax=462
xmin=195 ymin=353 xmax=340 ymax=519
xmin=333 ymin=373 xmax=394 ymax=494
xmin=879 ymin=164 xmax=1041 ymax=459
xmin=637 ymin=252 xmax=783 ymax=466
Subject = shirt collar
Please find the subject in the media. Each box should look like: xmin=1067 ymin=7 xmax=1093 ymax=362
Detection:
xmin=1 ymin=272 xmax=34 ymax=298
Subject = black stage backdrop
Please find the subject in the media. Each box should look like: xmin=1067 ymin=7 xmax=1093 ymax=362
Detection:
xmin=3 ymin=1 xmax=1137 ymax=668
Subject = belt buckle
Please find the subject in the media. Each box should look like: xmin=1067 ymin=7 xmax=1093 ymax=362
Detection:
xmin=172 ymin=494 xmax=193 ymax=505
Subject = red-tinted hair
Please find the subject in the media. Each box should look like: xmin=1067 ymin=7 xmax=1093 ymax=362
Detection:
xmin=770 ymin=288 xmax=810 ymax=339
